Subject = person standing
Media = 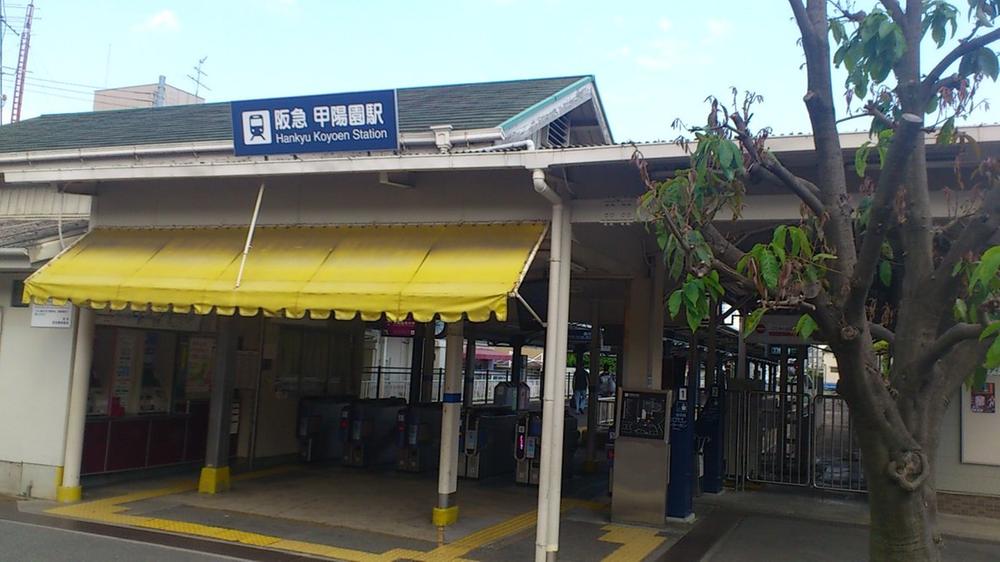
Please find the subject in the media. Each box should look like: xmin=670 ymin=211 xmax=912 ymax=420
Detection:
xmin=573 ymin=363 xmax=589 ymax=413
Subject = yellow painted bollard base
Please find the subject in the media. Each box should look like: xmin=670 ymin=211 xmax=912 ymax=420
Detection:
xmin=432 ymin=505 xmax=459 ymax=526
xmin=56 ymin=485 xmax=82 ymax=503
xmin=198 ymin=466 xmax=231 ymax=494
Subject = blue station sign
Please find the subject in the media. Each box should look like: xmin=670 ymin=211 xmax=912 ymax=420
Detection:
xmin=230 ymin=89 xmax=399 ymax=156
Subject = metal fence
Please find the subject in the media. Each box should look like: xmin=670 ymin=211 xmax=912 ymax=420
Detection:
xmin=813 ymin=395 xmax=866 ymax=492
xmin=725 ymin=390 xmax=866 ymax=493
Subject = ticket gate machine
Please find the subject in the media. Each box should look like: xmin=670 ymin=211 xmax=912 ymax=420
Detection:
xmin=395 ymin=403 xmax=442 ymax=473
xmin=298 ymin=396 xmax=352 ymax=462
xmin=458 ymin=406 xmax=517 ymax=479
xmin=342 ymin=398 xmax=407 ymax=467
xmin=514 ymin=410 xmax=579 ymax=485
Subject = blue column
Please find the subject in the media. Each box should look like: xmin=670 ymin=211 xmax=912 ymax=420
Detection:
xmin=667 ymin=338 xmax=697 ymax=520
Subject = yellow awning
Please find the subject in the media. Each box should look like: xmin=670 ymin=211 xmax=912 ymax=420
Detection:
xmin=23 ymin=223 xmax=545 ymax=322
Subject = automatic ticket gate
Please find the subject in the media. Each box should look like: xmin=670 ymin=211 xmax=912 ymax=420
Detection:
xmin=458 ymin=406 xmax=518 ymax=479
xmin=514 ymin=410 xmax=579 ymax=485
xmin=492 ymin=381 xmax=530 ymax=410
xmin=298 ymin=396 xmax=353 ymax=462
xmin=396 ymin=403 xmax=442 ymax=473
xmin=342 ymin=398 xmax=407 ymax=467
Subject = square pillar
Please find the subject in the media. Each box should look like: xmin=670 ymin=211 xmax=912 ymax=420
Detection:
xmin=199 ymin=316 xmax=237 ymax=494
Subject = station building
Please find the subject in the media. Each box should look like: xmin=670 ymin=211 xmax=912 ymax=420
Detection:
xmin=0 ymin=75 xmax=997 ymax=559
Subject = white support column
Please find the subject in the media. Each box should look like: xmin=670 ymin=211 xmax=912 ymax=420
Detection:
xmin=433 ymin=322 xmax=464 ymax=529
xmin=544 ymin=205 xmax=572 ymax=560
xmin=58 ymin=307 xmax=95 ymax=503
xmin=535 ymin=202 xmax=564 ymax=562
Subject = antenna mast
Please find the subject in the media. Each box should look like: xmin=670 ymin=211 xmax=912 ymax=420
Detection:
xmin=187 ymin=56 xmax=210 ymax=98
xmin=10 ymin=0 xmax=34 ymax=123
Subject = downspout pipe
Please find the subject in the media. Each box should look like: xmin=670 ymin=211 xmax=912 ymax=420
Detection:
xmin=532 ymin=168 xmax=569 ymax=561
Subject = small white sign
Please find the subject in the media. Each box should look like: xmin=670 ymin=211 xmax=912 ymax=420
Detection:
xmin=30 ymin=303 xmax=74 ymax=328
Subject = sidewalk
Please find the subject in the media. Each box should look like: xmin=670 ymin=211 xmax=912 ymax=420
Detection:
xmin=678 ymin=489 xmax=1000 ymax=562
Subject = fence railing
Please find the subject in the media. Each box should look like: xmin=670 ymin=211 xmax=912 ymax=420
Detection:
xmin=358 ymin=366 xmax=570 ymax=404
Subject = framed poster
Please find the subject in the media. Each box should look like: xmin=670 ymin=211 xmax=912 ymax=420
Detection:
xmin=971 ymin=383 xmax=996 ymax=414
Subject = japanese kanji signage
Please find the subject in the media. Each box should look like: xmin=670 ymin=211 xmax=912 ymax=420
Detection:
xmin=230 ymin=89 xmax=398 ymax=156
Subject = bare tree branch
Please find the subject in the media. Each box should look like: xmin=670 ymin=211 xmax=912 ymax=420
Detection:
xmin=917 ymin=323 xmax=984 ymax=370
xmin=789 ymin=0 xmax=818 ymax=46
xmin=879 ymin=0 xmax=905 ymax=24
xmin=869 ymin=322 xmax=895 ymax=344
xmin=848 ymin=117 xmax=925 ymax=310
xmin=729 ymin=112 xmax=825 ymax=216
xmin=921 ymin=28 xmax=1000 ymax=101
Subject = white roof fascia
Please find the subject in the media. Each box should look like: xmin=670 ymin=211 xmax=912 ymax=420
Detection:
xmin=1 ymin=124 xmax=997 ymax=184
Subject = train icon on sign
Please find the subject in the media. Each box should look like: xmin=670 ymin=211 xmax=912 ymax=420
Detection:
xmin=241 ymin=110 xmax=272 ymax=145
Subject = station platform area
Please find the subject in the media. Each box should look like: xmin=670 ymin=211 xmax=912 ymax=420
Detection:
xmin=17 ymin=462 xmax=683 ymax=561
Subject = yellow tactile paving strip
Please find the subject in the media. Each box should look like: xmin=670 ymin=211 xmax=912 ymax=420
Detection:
xmin=44 ymin=468 xmax=664 ymax=561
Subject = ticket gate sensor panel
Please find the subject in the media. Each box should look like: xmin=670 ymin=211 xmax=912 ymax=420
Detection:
xmin=493 ymin=382 xmax=530 ymax=410
xmin=298 ymin=396 xmax=353 ymax=462
xmin=342 ymin=398 xmax=407 ymax=468
xmin=514 ymin=411 xmax=580 ymax=485
xmin=396 ymin=403 xmax=443 ymax=473
xmin=458 ymin=407 xmax=517 ymax=480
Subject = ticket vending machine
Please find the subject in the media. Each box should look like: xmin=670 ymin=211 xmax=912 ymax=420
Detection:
xmin=396 ymin=403 xmax=443 ymax=473
xmin=611 ymin=388 xmax=672 ymax=526
xmin=342 ymin=398 xmax=407 ymax=468
xmin=457 ymin=406 xmax=518 ymax=479
xmin=514 ymin=410 xmax=579 ymax=485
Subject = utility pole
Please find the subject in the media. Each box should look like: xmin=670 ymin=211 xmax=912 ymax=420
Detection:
xmin=10 ymin=0 xmax=34 ymax=123
xmin=187 ymin=56 xmax=210 ymax=98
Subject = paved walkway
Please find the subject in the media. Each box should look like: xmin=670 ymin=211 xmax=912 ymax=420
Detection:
xmin=16 ymin=465 xmax=679 ymax=561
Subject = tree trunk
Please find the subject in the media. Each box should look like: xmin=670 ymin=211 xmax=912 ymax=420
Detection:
xmin=864 ymin=451 xmax=940 ymax=562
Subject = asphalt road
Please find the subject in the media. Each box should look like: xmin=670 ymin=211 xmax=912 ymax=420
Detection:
xmin=0 ymin=519 xmax=244 ymax=562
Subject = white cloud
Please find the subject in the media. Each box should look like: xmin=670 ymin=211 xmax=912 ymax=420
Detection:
xmin=706 ymin=18 xmax=733 ymax=39
xmin=132 ymin=10 xmax=180 ymax=32
xmin=608 ymin=45 xmax=631 ymax=59
xmin=634 ymin=38 xmax=710 ymax=71
xmin=658 ymin=18 xmax=673 ymax=32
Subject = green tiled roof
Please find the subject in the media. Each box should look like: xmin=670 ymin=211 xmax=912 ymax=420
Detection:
xmin=0 ymin=75 xmax=592 ymax=153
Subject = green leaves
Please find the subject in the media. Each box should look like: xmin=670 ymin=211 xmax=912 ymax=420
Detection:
xmin=970 ymin=246 xmax=1000 ymax=291
xmin=743 ymin=307 xmax=765 ymax=337
xmin=855 ymin=142 xmax=872 ymax=177
xmin=667 ymin=272 xmax=726 ymax=334
xmin=985 ymin=336 xmax=1000 ymax=370
xmin=832 ymin=10 xmax=907 ymax=96
xmin=922 ymin=1 xmax=959 ymax=47
xmin=959 ymin=47 xmax=1000 ymax=81
xmin=794 ymin=314 xmax=818 ymax=341
xmin=879 ymin=260 xmax=893 ymax=287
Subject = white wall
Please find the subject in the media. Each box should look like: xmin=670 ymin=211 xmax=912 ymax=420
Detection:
xmin=0 ymin=275 xmax=76 ymax=499
xmin=935 ymin=387 xmax=1000 ymax=497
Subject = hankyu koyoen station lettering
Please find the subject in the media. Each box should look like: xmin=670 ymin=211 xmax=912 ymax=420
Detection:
xmin=230 ymin=89 xmax=398 ymax=156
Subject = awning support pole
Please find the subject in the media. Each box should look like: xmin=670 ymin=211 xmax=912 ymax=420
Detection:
xmin=57 ymin=307 xmax=95 ymax=503
xmin=235 ymin=182 xmax=265 ymax=289
xmin=432 ymin=322 xmax=464 ymax=535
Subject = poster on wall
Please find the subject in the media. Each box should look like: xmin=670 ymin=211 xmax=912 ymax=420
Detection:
xmin=971 ymin=383 xmax=996 ymax=414
xmin=111 ymin=331 xmax=138 ymax=415
xmin=184 ymin=336 xmax=215 ymax=395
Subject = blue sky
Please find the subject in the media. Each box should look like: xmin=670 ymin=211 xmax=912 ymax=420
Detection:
xmin=2 ymin=0 xmax=998 ymax=141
